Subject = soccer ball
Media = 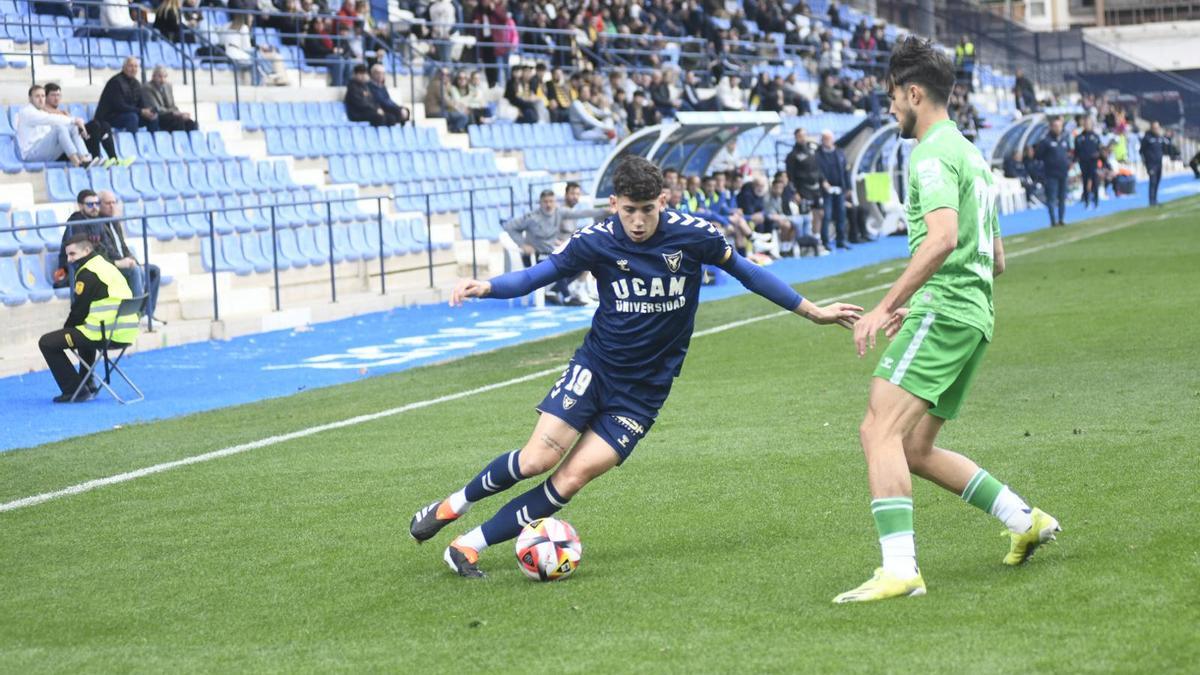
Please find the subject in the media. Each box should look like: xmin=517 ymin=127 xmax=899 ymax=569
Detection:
xmin=515 ymin=517 xmax=582 ymax=581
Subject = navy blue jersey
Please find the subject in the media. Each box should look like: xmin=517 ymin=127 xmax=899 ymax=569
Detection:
xmin=1036 ymin=133 xmax=1072 ymax=177
xmin=1075 ymin=130 xmax=1102 ymax=163
xmin=547 ymin=209 xmax=732 ymax=386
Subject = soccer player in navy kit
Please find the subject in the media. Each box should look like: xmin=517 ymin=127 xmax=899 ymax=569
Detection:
xmin=410 ymin=157 xmax=863 ymax=577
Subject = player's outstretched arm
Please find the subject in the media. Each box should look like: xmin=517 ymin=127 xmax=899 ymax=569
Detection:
xmin=721 ymin=253 xmax=861 ymax=329
xmin=449 ymin=259 xmax=566 ymax=307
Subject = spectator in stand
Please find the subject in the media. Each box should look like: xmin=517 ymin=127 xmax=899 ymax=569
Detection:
xmin=303 ymin=16 xmax=350 ymax=86
xmin=345 ymin=64 xmax=390 ymax=125
xmin=220 ymin=14 xmax=288 ymax=86
xmin=466 ymin=70 xmax=494 ymax=124
xmin=785 ymin=127 xmax=824 ymax=247
xmin=828 ymin=1 xmax=844 ymax=29
xmin=1189 ymin=149 xmax=1200 ymax=179
xmin=1036 ymin=116 xmax=1071 ymax=225
xmin=473 ymin=0 xmax=509 ymax=88
xmin=502 ymin=188 xmax=597 ymax=305
xmin=662 ymin=168 xmax=680 ymax=193
xmin=954 ymin=35 xmax=975 ymax=89
xmin=368 ymin=63 xmax=411 ymax=126
xmin=816 ymin=129 xmax=851 ymax=250
xmin=764 ymin=171 xmax=822 ymax=256
xmin=819 ymin=72 xmax=853 ymax=113
xmin=95 ymin=57 xmax=158 ymax=134
xmin=429 ymin=0 xmax=457 ymax=64
xmin=546 ymin=68 xmax=573 ymax=123
xmin=446 ymin=70 xmax=476 ymax=132
xmin=681 ymin=69 xmax=715 ymax=112
xmin=41 ymin=83 xmax=119 ymax=165
xmin=97 ymin=190 xmax=162 ymax=327
xmin=505 ymin=65 xmax=546 ymax=124
xmin=266 ymin=0 xmax=307 ymax=47
xmin=17 ymin=85 xmax=95 ymax=167
xmin=424 ymin=67 xmax=451 ymax=119
xmin=1013 ymin=68 xmax=1037 ymax=113
xmin=568 ymin=83 xmax=616 ymax=143
xmin=735 ymin=174 xmax=783 ymax=256
xmin=98 ymin=0 xmax=154 ymax=42
xmin=648 ymin=69 xmax=678 ymax=119
xmin=144 ymin=67 xmax=199 ymax=132
xmin=625 ymin=89 xmax=660 ymax=132
xmin=154 ymin=0 xmax=202 ymax=43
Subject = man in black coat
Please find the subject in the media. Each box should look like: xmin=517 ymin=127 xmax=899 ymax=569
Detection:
xmin=94 ymin=56 xmax=159 ymax=134
xmin=344 ymin=64 xmax=387 ymax=126
xmin=785 ymin=127 xmax=824 ymax=244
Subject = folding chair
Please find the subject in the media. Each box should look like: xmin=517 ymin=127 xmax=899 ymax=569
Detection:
xmin=69 ymin=295 xmax=147 ymax=404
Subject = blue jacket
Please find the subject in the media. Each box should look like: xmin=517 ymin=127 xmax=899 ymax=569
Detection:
xmin=816 ymin=146 xmax=850 ymax=191
xmin=367 ymin=81 xmax=402 ymax=112
xmin=1140 ymin=131 xmax=1169 ymax=168
xmin=1075 ymin=130 xmax=1102 ymax=163
xmin=1035 ymin=132 xmax=1071 ymax=177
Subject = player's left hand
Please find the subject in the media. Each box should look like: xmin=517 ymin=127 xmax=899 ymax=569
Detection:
xmin=810 ymin=302 xmax=863 ymax=329
xmin=853 ymin=307 xmax=894 ymax=357
xmin=450 ymin=278 xmax=491 ymax=306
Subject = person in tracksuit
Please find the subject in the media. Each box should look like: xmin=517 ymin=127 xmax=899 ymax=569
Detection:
xmin=1035 ymin=117 xmax=1071 ymax=226
xmin=1140 ymin=121 xmax=1170 ymax=207
xmin=1074 ymin=117 xmax=1102 ymax=209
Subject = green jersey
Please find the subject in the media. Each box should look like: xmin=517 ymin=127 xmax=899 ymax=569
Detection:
xmin=905 ymin=118 xmax=1000 ymax=340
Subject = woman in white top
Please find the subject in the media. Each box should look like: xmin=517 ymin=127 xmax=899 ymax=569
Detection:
xmin=220 ymin=14 xmax=287 ymax=86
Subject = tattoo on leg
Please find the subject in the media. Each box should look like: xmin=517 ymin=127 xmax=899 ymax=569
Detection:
xmin=542 ymin=434 xmax=568 ymax=457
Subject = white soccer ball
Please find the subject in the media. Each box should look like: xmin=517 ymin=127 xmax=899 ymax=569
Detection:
xmin=514 ymin=517 xmax=583 ymax=581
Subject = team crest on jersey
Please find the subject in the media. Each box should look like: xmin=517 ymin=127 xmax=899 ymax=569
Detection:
xmin=616 ymin=259 xmax=630 ymax=272
xmin=662 ymin=250 xmax=683 ymax=273
xmin=562 ymin=394 xmax=576 ymax=410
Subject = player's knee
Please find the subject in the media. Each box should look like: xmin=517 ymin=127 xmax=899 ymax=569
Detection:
xmin=550 ymin=469 xmax=590 ymax=499
xmin=520 ymin=435 xmax=569 ymax=475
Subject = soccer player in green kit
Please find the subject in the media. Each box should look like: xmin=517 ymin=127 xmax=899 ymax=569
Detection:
xmin=834 ymin=37 xmax=1061 ymax=603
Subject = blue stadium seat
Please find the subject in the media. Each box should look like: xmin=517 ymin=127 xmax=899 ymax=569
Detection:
xmin=109 ymin=166 xmax=141 ymax=202
xmin=0 ymin=207 xmax=19 ymax=257
xmin=347 ymin=222 xmax=379 ymax=260
xmin=238 ymin=233 xmax=274 ymax=273
xmin=292 ymin=225 xmax=329 ymax=265
xmin=140 ymin=200 xmax=176 ymax=241
xmin=187 ymin=162 xmax=217 ymax=197
xmin=10 ymin=211 xmax=43 ymax=254
xmin=206 ymin=132 xmax=232 ymax=159
xmin=18 ymin=254 xmax=55 ymax=303
xmin=90 ymin=167 xmax=114 ymax=195
xmin=161 ymin=200 xmax=197 ymax=239
xmin=0 ymin=256 xmax=30 ymax=306
xmin=35 ymin=210 xmax=64 ymax=252
xmin=167 ymin=162 xmax=197 ymax=198
xmin=218 ymin=234 xmax=255 ymax=275
xmin=134 ymin=131 xmax=160 ymax=161
xmin=331 ymin=224 xmax=361 ymax=262
xmin=0 ymin=136 xmax=25 ymax=174
xmin=205 ymin=160 xmax=232 ymax=193
xmin=225 ymin=161 xmax=253 ymax=193
xmin=154 ymin=131 xmax=181 ymax=161
xmin=217 ymin=195 xmax=252 ymax=233
xmin=46 ymin=168 xmax=75 ymax=202
xmin=275 ymin=227 xmax=313 ymax=267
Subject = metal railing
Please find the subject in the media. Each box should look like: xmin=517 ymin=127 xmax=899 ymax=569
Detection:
xmin=0 ymin=184 xmax=543 ymax=322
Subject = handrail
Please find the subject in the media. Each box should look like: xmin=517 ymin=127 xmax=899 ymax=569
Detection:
xmin=0 ymin=184 xmax=533 ymax=318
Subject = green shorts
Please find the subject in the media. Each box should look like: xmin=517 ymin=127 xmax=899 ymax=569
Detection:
xmin=872 ymin=311 xmax=989 ymax=420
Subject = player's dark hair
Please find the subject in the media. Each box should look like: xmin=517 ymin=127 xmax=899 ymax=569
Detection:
xmin=612 ymin=156 xmax=664 ymax=202
xmin=28 ymin=84 xmax=43 ymax=97
xmin=76 ymin=189 xmax=97 ymax=204
xmin=44 ymin=82 xmax=61 ymax=94
xmin=352 ymin=64 xmax=368 ymax=75
xmin=886 ymin=36 xmax=955 ymax=106
xmin=565 ymin=181 xmax=581 ymax=191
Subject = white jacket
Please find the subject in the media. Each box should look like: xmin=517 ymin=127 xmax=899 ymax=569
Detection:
xmin=101 ymin=0 xmax=137 ymax=29
xmin=15 ymin=104 xmax=74 ymax=157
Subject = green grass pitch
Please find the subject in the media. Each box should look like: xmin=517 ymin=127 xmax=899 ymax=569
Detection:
xmin=2 ymin=198 xmax=1198 ymax=672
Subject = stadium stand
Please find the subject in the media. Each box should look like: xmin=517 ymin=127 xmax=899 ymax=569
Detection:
xmin=1 ymin=0 xmax=1196 ymax=381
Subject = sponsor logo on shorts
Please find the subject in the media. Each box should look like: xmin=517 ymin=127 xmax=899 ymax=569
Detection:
xmin=562 ymin=394 xmax=576 ymax=410
xmin=612 ymin=415 xmax=645 ymax=436
xmin=618 ymin=434 xmax=630 ymax=448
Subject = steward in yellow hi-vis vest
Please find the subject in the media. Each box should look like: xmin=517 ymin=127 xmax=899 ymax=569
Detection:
xmin=38 ymin=234 xmax=137 ymax=403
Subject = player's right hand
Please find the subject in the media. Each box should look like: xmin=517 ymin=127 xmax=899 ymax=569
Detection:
xmin=450 ymin=278 xmax=491 ymax=307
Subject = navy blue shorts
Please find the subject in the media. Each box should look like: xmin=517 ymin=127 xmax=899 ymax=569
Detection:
xmin=536 ymin=353 xmax=664 ymax=463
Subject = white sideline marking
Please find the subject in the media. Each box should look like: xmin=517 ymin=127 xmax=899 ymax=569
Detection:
xmin=0 ymin=210 xmax=1175 ymax=514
